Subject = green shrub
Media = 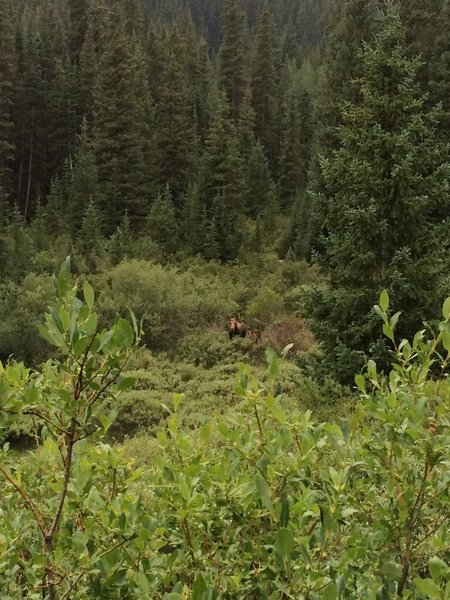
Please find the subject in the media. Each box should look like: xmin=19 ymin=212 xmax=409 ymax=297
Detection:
xmin=0 ymin=273 xmax=55 ymax=364
xmin=109 ymin=391 xmax=168 ymax=441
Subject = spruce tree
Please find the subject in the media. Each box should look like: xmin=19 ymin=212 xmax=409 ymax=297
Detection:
xmin=279 ymin=86 xmax=313 ymax=204
xmin=0 ymin=0 xmax=16 ymax=219
xmin=201 ymin=90 xmax=246 ymax=261
xmin=219 ymin=0 xmax=248 ymax=119
xmin=181 ymin=183 xmax=205 ymax=254
xmin=67 ymin=119 xmax=99 ymax=234
xmin=156 ymin=27 xmax=196 ymax=203
xmin=93 ymin=5 xmax=150 ymax=231
xmin=145 ymin=186 xmax=178 ymax=255
xmin=246 ymin=140 xmax=273 ymax=218
xmin=77 ymin=198 xmax=104 ymax=271
xmin=109 ymin=211 xmax=134 ymax=265
xmin=68 ymin=0 xmax=89 ymax=61
xmin=304 ymin=5 xmax=450 ymax=383
xmin=250 ymin=4 xmax=279 ymax=165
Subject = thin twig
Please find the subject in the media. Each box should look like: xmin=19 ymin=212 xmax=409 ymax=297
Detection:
xmin=0 ymin=464 xmax=46 ymax=537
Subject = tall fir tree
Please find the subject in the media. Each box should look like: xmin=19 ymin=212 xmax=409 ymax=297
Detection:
xmin=13 ymin=33 xmax=47 ymax=220
xmin=145 ymin=186 xmax=178 ymax=254
xmin=304 ymin=4 xmax=450 ymax=383
xmin=93 ymin=4 xmax=150 ymax=231
xmin=67 ymin=119 xmax=99 ymax=234
xmin=279 ymin=86 xmax=313 ymax=204
xmin=250 ymin=4 xmax=279 ymax=166
xmin=201 ymin=90 xmax=246 ymax=261
xmin=68 ymin=0 xmax=89 ymax=61
xmin=156 ymin=27 xmax=196 ymax=203
xmin=0 ymin=0 xmax=16 ymax=220
xmin=219 ymin=0 xmax=248 ymax=119
xmin=429 ymin=0 xmax=450 ymax=135
xmin=246 ymin=140 xmax=273 ymax=218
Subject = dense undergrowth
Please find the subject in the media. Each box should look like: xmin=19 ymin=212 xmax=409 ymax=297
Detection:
xmin=1 ymin=265 xmax=450 ymax=598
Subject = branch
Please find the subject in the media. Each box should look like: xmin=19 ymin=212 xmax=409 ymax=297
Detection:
xmin=0 ymin=463 xmax=46 ymax=538
xmin=47 ymin=418 xmax=77 ymax=541
xmin=59 ymin=569 xmax=87 ymax=600
xmin=74 ymin=330 xmax=99 ymax=400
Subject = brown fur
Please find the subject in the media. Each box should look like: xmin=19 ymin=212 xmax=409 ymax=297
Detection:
xmin=249 ymin=329 xmax=262 ymax=344
xmin=229 ymin=317 xmax=247 ymax=339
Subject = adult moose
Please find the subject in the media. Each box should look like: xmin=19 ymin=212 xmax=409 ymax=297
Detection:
xmin=229 ymin=317 xmax=247 ymax=340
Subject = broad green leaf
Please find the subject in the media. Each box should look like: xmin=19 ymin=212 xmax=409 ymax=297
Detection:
xmin=275 ymin=527 xmax=294 ymax=559
xmin=255 ymin=475 xmax=273 ymax=511
xmin=383 ymin=323 xmax=394 ymax=341
xmin=443 ymin=297 xmax=450 ymax=320
xmin=355 ymin=374 xmax=366 ymax=392
xmin=322 ymin=583 xmax=337 ymax=600
xmin=413 ymin=578 xmax=441 ymax=598
xmin=83 ymin=281 xmax=95 ymax=310
xmin=117 ymin=377 xmax=135 ymax=392
xmin=379 ymin=289 xmax=389 ymax=312
xmin=429 ymin=556 xmax=448 ymax=584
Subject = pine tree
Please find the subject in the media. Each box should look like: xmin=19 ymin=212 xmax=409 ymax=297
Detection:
xmin=67 ymin=119 xmax=99 ymax=234
xmin=68 ymin=0 xmax=89 ymax=61
xmin=429 ymin=0 xmax=450 ymax=135
xmin=201 ymin=90 xmax=246 ymax=261
xmin=250 ymin=4 xmax=279 ymax=165
xmin=109 ymin=211 xmax=134 ymax=265
xmin=47 ymin=56 xmax=79 ymax=177
xmin=181 ymin=183 xmax=205 ymax=254
xmin=279 ymin=86 xmax=313 ymax=204
xmin=77 ymin=198 xmax=104 ymax=271
xmin=0 ymin=0 xmax=16 ymax=219
xmin=93 ymin=5 xmax=150 ymax=231
xmin=219 ymin=0 xmax=248 ymax=119
xmin=246 ymin=140 xmax=273 ymax=218
xmin=304 ymin=5 xmax=450 ymax=383
xmin=145 ymin=186 xmax=178 ymax=254
xmin=156 ymin=27 xmax=196 ymax=202
xmin=237 ymin=88 xmax=256 ymax=157
xmin=13 ymin=33 xmax=47 ymax=220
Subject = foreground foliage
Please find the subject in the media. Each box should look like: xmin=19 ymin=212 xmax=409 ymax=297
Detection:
xmin=1 ymin=278 xmax=450 ymax=598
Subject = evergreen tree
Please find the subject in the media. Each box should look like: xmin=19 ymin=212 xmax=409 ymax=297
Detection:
xmin=304 ymin=5 xmax=450 ymax=383
xmin=181 ymin=183 xmax=205 ymax=254
xmin=109 ymin=211 xmax=134 ymax=265
xmin=93 ymin=5 xmax=150 ymax=231
xmin=13 ymin=33 xmax=47 ymax=219
xmin=77 ymin=198 xmax=104 ymax=271
xmin=0 ymin=0 xmax=16 ymax=219
xmin=313 ymin=0 xmax=376 ymax=154
xmin=201 ymin=90 xmax=246 ymax=261
xmin=237 ymin=88 xmax=256 ymax=157
xmin=250 ymin=4 xmax=279 ymax=165
xmin=219 ymin=0 xmax=248 ymax=119
xmin=156 ymin=27 xmax=196 ymax=202
xmin=67 ymin=119 xmax=99 ymax=234
xmin=0 ymin=206 xmax=34 ymax=280
xmin=429 ymin=0 xmax=450 ymax=135
xmin=47 ymin=56 xmax=79 ymax=177
xmin=279 ymin=86 xmax=313 ymax=204
xmin=145 ymin=186 xmax=178 ymax=254
xmin=246 ymin=140 xmax=273 ymax=217
xmin=68 ymin=0 xmax=89 ymax=61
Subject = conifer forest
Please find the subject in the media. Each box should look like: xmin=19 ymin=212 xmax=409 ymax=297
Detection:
xmin=1 ymin=0 xmax=450 ymax=598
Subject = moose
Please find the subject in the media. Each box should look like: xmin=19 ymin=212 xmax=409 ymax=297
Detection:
xmin=229 ymin=317 xmax=262 ymax=344
xmin=229 ymin=317 xmax=247 ymax=339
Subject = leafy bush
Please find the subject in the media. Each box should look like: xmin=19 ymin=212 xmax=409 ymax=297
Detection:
xmin=0 ymin=273 xmax=55 ymax=365
xmin=96 ymin=260 xmax=241 ymax=350
xmin=109 ymin=391 xmax=168 ymax=441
